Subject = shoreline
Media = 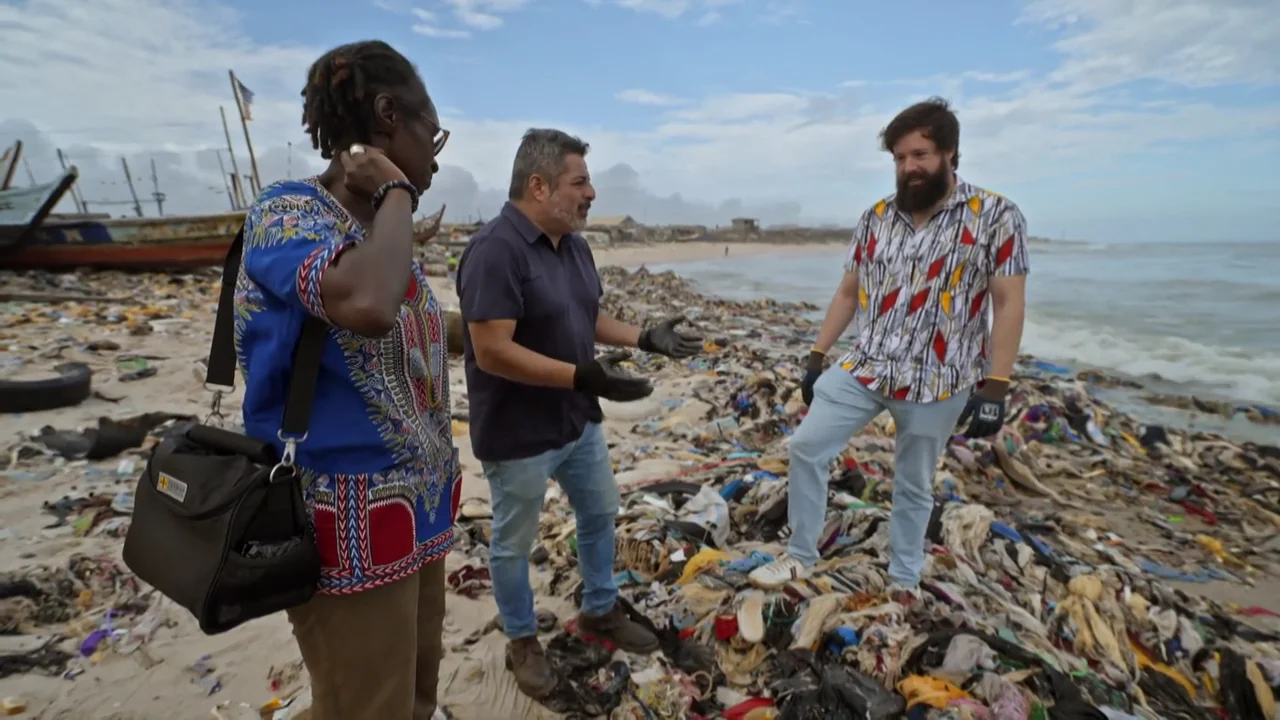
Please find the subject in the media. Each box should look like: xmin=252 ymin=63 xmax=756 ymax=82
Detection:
xmin=591 ymin=239 xmax=844 ymax=268
xmin=0 ymin=254 xmax=1276 ymax=718
xmin=584 ymin=242 xmax=1278 ymax=441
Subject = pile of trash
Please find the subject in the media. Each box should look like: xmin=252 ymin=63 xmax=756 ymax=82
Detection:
xmin=451 ymin=267 xmax=1280 ymax=719
xmin=0 ymin=553 xmax=168 ymax=681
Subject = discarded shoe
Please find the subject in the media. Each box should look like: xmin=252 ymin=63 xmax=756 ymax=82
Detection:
xmin=748 ymin=555 xmax=811 ymax=589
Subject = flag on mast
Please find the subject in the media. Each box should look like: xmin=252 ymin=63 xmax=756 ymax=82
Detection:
xmin=232 ymin=73 xmax=255 ymax=121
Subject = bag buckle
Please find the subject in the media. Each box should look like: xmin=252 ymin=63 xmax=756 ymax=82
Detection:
xmin=204 ymin=382 xmax=234 ymax=426
xmin=270 ymin=430 xmax=308 ymax=483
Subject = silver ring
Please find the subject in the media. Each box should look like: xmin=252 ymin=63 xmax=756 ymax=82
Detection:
xmin=349 ymin=143 xmax=366 ymax=155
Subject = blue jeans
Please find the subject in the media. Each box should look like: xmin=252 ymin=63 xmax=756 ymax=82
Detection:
xmin=481 ymin=422 xmax=620 ymax=639
xmin=787 ymin=368 xmax=968 ymax=587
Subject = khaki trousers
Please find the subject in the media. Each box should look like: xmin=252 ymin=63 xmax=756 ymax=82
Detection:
xmin=287 ymin=559 xmax=447 ymax=720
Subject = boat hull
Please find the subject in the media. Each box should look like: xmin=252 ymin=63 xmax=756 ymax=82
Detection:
xmin=0 ymin=211 xmax=244 ymax=271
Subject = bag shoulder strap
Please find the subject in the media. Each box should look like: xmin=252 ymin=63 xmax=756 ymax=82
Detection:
xmin=205 ymin=227 xmax=326 ymax=437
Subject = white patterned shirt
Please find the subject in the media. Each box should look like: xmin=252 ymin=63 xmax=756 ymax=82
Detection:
xmin=835 ymin=179 xmax=1031 ymax=403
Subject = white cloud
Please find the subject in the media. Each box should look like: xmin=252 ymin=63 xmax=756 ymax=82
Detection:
xmin=1019 ymin=0 xmax=1280 ymax=89
xmin=1 ymin=0 xmax=1277 ymax=237
xmin=398 ymin=0 xmax=530 ymax=37
xmin=412 ymin=23 xmax=472 ymax=38
xmin=615 ymin=89 xmax=686 ymax=106
xmin=590 ymin=0 xmax=742 ymax=21
xmin=410 ymin=8 xmax=472 ymax=38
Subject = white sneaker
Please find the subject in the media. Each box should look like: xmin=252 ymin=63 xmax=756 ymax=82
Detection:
xmin=748 ymin=555 xmax=811 ymax=589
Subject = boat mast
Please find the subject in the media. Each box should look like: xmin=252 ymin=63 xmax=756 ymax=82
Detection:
xmin=120 ymin=158 xmax=144 ymax=217
xmin=55 ymin=148 xmax=87 ymax=214
xmin=219 ymin=106 xmax=244 ymax=208
xmin=229 ymin=70 xmax=262 ymax=196
xmin=150 ymin=158 xmax=166 ymax=216
xmin=215 ymin=151 xmax=236 ymax=210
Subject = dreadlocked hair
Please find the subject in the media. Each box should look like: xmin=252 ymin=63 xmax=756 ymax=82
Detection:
xmin=301 ymin=40 xmax=424 ymax=160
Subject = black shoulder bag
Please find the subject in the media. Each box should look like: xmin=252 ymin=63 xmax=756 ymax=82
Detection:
xmin=123 ymin=228 xmax=323 ymax=635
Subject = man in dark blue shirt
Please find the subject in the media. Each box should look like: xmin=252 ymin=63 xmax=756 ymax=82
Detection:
xmin=459 ymin=128 xmax=702 ymax=699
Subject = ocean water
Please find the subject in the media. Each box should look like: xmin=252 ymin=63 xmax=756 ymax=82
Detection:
xmin=646 ymin=240 xmax=1280 ymax=410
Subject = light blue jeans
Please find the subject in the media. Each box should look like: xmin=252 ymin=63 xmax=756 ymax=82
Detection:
xmin=787 ymin=368 xmax=968 ymax=587
xmin=481 ymin=422 xmax=620 ymax=639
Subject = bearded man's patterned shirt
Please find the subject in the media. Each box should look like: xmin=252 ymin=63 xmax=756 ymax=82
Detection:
xmin=836 ymin=178 xmax=1031 ymax=404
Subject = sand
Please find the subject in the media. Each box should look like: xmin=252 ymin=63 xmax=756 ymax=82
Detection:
xmin=2 ymin=237 xmax=1272 ymax=719
xmin=0 ymin=241 xmax=820 ymax=720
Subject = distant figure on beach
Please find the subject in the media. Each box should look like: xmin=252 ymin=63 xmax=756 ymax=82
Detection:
xmin=457 ymin=128 xmax=704 ymax=700
xmin=749 ymin=98 xmax=1029 ymax=602
xmin=446 ymin=250 xmax=458 ymax=281
xmin=233 ymin=40 xmax=457 ymax=720
xmin=724 ymin=245 xmax=729 ymax=256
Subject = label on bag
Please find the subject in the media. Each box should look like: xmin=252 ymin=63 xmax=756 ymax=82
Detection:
xmin=156 ymin=472 xmax=189 ymax=503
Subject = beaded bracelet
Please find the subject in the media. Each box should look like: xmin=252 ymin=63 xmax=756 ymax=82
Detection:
xmin=372 ymin=179 xmax=419 ymax=214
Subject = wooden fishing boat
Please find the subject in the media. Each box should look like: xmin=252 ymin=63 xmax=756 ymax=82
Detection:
xmin=414 ymin=203 xmax=446 ymax=243
xmin=0 ymin=208 xmax=246 ymax=271
xmin=1 ymin=169 xmax=448 ymax=271
xmin=0 ymin=168 xmax=79 ymax=252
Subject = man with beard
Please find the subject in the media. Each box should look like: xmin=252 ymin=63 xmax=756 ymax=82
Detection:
xmin=458 ymin=128 xmax=703 ymax=699
xmin=749 ymin=98 xmax=1029 ymax=600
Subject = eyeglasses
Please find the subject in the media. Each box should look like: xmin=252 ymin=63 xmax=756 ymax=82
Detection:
xmin=432 ymin=126 xmax=450 ymax=156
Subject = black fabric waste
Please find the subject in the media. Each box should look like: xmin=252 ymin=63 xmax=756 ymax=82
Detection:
xmin=902 ymin=629 xmax=1107 ymax=720
xmin=1139 ymin=424 xmax=1171 ymax=448
xmin=1217 ymin=648 xmax=1270 ymax=720
xmin=37 ymin=412 xmax=193 ymax=460
xmin=539 ymin=632 xmax=629 ymax=718
xmin=1137 ymin=669 xmax=1215 ymax=720
xmin=0 ymin=641 xmax=72 ymax=679
xmin=771 ymin=650 xmax=904 ymax=720
xmin=0 ymin=579 xmax=43 ymax=602
xmin=829 ymin=466 xmax=868 ymax=497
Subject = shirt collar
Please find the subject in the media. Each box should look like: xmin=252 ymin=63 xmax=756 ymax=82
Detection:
xmin=501 ymin=201 xmax=547 ymax=245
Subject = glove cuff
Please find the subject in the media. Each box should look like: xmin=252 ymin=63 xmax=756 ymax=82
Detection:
xmin=572 ymin=362 xmax=600 ymax=393
xmin=977 ymin=377 xmax=1009 ymax=400
xmin=637 ymin=328 xmax=656 ymax=353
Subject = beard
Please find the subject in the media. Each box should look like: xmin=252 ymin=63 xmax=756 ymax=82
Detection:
xmin=550 ymin=194 xmax=590 ymax=232
xmin=896 ymin=164 xmax=951 ymax=213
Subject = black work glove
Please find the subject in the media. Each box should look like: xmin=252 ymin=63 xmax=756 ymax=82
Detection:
xmin=573 ymin=351 xmax=654 ymax=402
xmin=800 ymin=350 xmax=825 ymax=406
xmin=638 ymin=316 xmax=703 ymax=358
xmin=958 ymin=378 xmax=1010 ymax=438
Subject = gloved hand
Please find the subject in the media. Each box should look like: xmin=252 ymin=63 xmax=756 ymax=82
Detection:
xmin=800 ymin=350 xmax=825 ymax=406
xmin=958 ymin=378 xmax=1010 ymax=438
xmin=573 ymin=351 xmax=654 ymax=402
xmin=638 ymin=316 xmax=703 ymax=358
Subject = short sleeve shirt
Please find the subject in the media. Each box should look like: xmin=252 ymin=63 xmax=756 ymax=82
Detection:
xmin=457 ymin=203 xmax=604 ymax=462
xmin=233 ymin=178 xmax=460 ymax=595
xmin=836 ymin=179 xmax=1031 ymax=403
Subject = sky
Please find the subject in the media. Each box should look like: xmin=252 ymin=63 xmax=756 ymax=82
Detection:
xmin=1 ymin=0 xmax=1278 ymax=242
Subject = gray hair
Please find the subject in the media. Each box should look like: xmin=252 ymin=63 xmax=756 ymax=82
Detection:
xmin=508 ymin=128 xmax=590 ymax=200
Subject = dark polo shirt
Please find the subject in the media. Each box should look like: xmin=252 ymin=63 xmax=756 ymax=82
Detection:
xmin=457 ymin=202 xmax=604 ymax=462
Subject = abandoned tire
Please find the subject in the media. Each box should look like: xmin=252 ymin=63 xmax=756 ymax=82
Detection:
xmin=0 ymin=362 xmax=93 ymax=413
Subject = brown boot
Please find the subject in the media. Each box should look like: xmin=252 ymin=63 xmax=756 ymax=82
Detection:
xmin=504 ymin=637 xmax=557 ymax=699
xmin=578 ymin=604 xmax=659 ymax=654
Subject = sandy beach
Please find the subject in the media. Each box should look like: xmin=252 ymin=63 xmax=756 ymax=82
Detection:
xmin=0 ymin=240 xmax=824 ymax=719
xmin=0 ymin=238 xmax=1276 ymax=719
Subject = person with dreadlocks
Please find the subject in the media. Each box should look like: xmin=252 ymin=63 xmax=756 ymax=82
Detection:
xmin=232 ymin=40 xmax=457 ymax=720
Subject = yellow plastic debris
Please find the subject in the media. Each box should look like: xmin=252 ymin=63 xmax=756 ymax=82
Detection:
xmin=897 ymin=675 xmax=971 ymax=709
xmin=676 ymin=548 xmax=728 ymax=585
xmin=1194 ymin=534 xmax=1249 ymax=570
